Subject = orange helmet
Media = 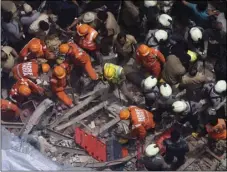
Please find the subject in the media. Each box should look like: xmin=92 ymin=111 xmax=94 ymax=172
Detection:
xmin=41 ymin=63 xmax=50 ymax=73
xmin=77 ymin=24 xmax=89 ymax=36
xmin=18 ymin=85 xmax=31 ymax=97
xmin=29 ymin=42 xmax=41 ymax=53
xmin=59 ymin=44 xmax=70 ymax=54
xmin=53 ymin=66 xmax=66 ymax=79
xmin=119 ymin=109 xmax=130 ymax=120
xmin=138 ymin=44 xmax=150 ymax=56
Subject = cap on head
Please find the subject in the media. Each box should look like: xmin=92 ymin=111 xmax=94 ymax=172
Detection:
xmin=77 ymin=24 xmax=89 ymax=36
xmin=18 ymin=84 xmax=31 ymax=97
xmin=190 ymin=27 xmax=202 ymax=42
xmin=23 ymin=3 xmax=33 ymax=13
xmin=138 ymin=44 xmax=150 ymax=56
xmin=144 ymin=0 xmax=157 ymax=8
xmin=53 ymin=66 xmax=66 ymax=79
xmin=160 ymin=83 xmax=172 ymax=98
xmin=155 ymin=30 xmax=168 ymax=42
xmin=214 ymin=80 xmax=227 ymax=93
xmin=158 ymin=14 xmax=172 ymax=27
xmin=29 ymin=42 xmax=41 ymax=53
xmin=41 ymin=63 xmax=50 ymax=73
xmin=119 ymin=109 xmax=130 ymax=120
xmin=143 ymin=75 xmax=157 ymax=91
xmin=172 ymin=101 xmax=187 ymax=113
xmin=145 ymin=144 xmax=160 ymax=157
xmin=59 ymin=44 xmax=70 ymax=54
xmin=83 ymin=12 xmax=95 ymax=23
xmin=104 ymin=64 xmax=116 ymax=80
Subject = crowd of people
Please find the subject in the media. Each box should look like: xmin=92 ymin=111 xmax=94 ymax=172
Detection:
xmin=1 ymin=0 xmax=226 ymax=171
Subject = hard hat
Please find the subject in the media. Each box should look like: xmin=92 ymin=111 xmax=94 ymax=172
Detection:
xmin=214 ymin=80 xmax=227 ymax=93
xmin=18 ymin=85 xmax=31 ymax=97
xmin=160 ymin=83 xmax=172 ymax=98
xmin=83 ymin=12 xmax=95 ymax=23
xmin=189 ymin=27 xmax=202 ymax=42
xmin=155 ymin=30 xmax=168 ymax=42
xmin=138 ymin=44 xmax=150 ymax=56
xmin=143 ymin=76 xmax=158 ymax=90
xmin=187 ymin=50 xmax=198 ymax=62
xmin=29 ymin=42 xmax=41 ymax=53
xmin=23 ymin=3 xmax=33 ymax=13
xmin=77 ymin=24 xmax=89 ymax=36
xmin=41 ymin=63 xmax=50 ymax=73
xmin=158 ymin=14 xmax=172 ymax=27
xmin=59 ymin=44 xmax=70 ymax=54
xmin=172 ymin=101 xmax=187 ymax=113
xmin=145 ymin=144 xmax=160 ymax=157
xmin=119 ymin=109 xmax=130 ymax=120
xmin=104 ymin=66 xmax=115 ymax=80
xmin=144 ymin=0 xmax=157 ymax=8
xmin=53 ymin=66 xmax=66 ymax=79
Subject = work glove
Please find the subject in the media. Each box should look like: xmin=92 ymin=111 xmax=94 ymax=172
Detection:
xmin=192 ymin=132 xmax=199 ymax=138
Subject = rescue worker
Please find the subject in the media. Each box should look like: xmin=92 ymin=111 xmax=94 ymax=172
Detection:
xmin=113 ymin=32 xmax=137 ymax=66
xmin=136 ymin=44 xmax=165 ymax=78
xmin=1 ymin=99 xmax=20 ymax=121
xmin=58 ymin=43 xmax=98 ymax=81
xmin=202 ymin=80 xmax=226 ymax=108
xmin=157 ymin=14 xmax=173 ymax=33
xmin=172 ymin=100 xmax=206 ymax=131
xmin=205 ymin=117 xmax=226 ymax=149
xmin=119 ymin=106 xmax=156 ymax=139
xmin=19 ymin=38 xmax=55 ymax=61
xmin=163 ymin=130 xmax=189 ymax=167
xmin=76 ymin=24 xmax=98 ymax=52
xmin=12 ymin=61 xmax=50 ymax=81
xmin=50 ymin=65 xmax=73 ymax=108
xmin=9 ymin=78 xmax=44 ymax=104
xmin=141 ymin=75 xmax=159 ymax=109
xmin=141 ymin=143 xmax=169 ymax=171
xmin=103 ymin=63 xmax=136 ymax=104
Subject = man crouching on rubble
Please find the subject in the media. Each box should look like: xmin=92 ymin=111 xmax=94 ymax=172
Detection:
xmin=119 ymin=106 xmax=156 ymax=140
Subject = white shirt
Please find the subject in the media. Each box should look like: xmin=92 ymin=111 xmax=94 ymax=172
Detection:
xmin=28 ymin=13 xmax=49 ymax=34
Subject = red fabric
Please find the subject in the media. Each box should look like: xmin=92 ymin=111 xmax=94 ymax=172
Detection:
xmin=1 ymin=99 xmax=20 ymax=117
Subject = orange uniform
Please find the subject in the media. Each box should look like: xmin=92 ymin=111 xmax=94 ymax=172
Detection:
xmin=129 ymin=106 xmax=156 ymax=139
xmin=1 ymin=99 xmax=20 ymax=121
xmin=206 ymin=119 xmax=227 ymax=140
xmin=19 ymin=38 xmax=54 ymax=61
xmin=136 ymin=47 xmax=165 ymax=77
xmin=10 ymin=78 xmax=44 ymax=99
xmin=12 ymin=61 xmax=39 ymax=80
xmin=50 ymin=66 xmax=73 ymax=107
xmin=77 ymin=24 xmax=98 ymax=51
xmin=66 ymin=42 xmax=98 ymax=80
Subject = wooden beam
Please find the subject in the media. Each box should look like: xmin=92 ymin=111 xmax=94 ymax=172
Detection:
xmin=55 ymin=100 xmax=109 ymax=131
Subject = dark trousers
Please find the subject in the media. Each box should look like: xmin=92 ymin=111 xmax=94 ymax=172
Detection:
xmin=180 ymin=114 xmax=199 ymax=131
xmin=165 ymin=152 xmax=186 ymax=166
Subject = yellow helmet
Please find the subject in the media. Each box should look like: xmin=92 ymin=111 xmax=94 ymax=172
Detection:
xmin=104 ymin=67 xmax=115 ymax=80
xmin=187 ymin=50 xmax=197 ymax=62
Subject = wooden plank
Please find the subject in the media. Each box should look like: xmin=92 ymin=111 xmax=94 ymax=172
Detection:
xmin=205 ymin=148 xmax=223 ymax=162
xmin=55 ymin=100 xmax=109 ymax=131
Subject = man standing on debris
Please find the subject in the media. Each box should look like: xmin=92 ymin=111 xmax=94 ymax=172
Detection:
xmin=1 ymin=99 xmax=20 ymax=121
xmin=12 ymin=61 xmax=50 ymax=81
xmin=136 ymin=44 xmax=165 ymax=78
xmin=58 ymin=43 xmax=98 ymax=81
xmin=163 ymin=130 xmax=189 ymax=168
xmin=9 ymin=78 xmax=44 ymax=104
xmin=119 ymin=106 xmax=156 ymax=139
xmin=50 ymin=65 xmax=74 ymax=108
xmin=103 ymin=63 xmax=137 ymax=104
xmin=19 ymin=38 xmax=55 ymax=61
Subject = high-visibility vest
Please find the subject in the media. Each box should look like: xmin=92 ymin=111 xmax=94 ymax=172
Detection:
xmin=104 ymin=63 xmax=123 ymax=84
xmin=206 ymin=119 xmax=227 ymax=140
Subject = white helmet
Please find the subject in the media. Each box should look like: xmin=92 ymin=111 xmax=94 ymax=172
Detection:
xmin=189 ymin=27 xmax=202 ymax=42
xmin=158 ymin=14 xmax=172 ymax=27
xmin=172 ymin=101 xmax=187 ymax=113
xmin=163 ymin=1 xmax=171 ymax=5
xmin=145 ymin=144 xmax=160 ymax=157
xmin=155 ymin=30 xmax=168 ymax=42
xmin=144 ymin=0 xmax=157 ymax=8
xmin=23 ymin=3 xmax=33 ymax=13
xmin=160 ymin=83 xmax=172 ymax=97
xmin=214 ymin=80 xmax=227 ymax=93
xmin=142 ymin=76 xmax=158 ymax=91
